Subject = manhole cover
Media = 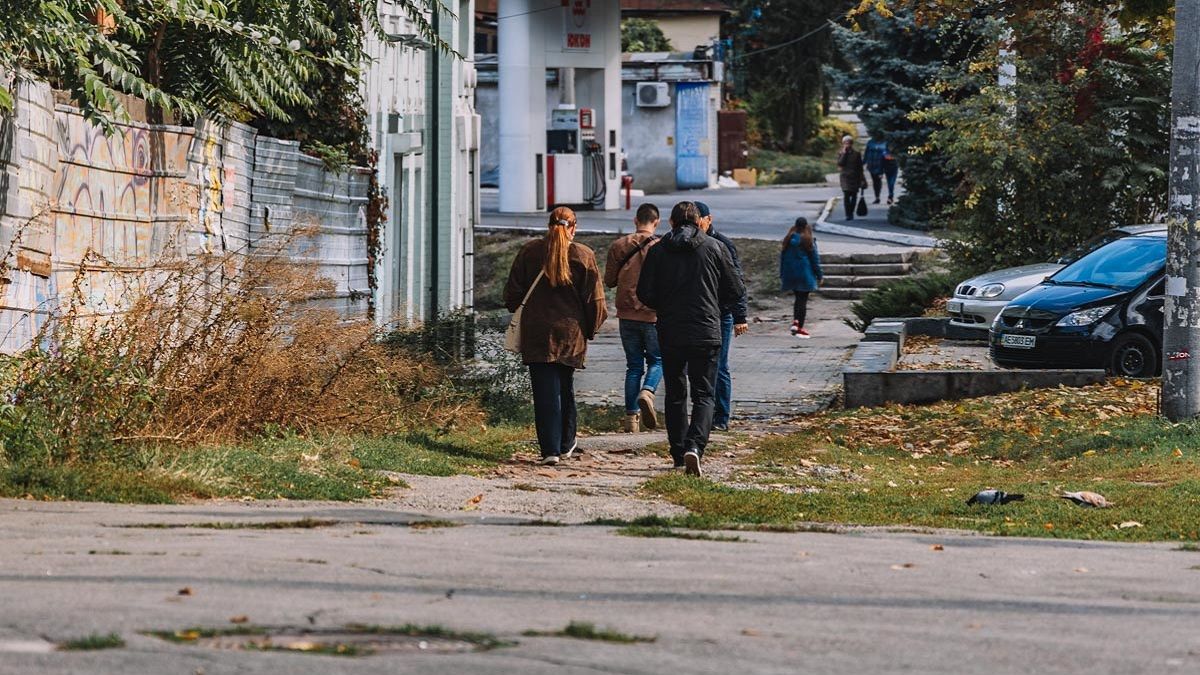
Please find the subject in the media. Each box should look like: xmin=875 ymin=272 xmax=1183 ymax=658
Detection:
xmin=152 ymin=626 xmax=506 ymax=657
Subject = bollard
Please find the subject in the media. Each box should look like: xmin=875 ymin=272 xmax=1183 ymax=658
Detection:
xmin=622 ymin=175 xmax=634 ymax=210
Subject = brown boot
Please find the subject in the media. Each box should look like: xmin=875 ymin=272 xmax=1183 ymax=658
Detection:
xmin=637 ymin=389 xmax=658 ymax=430
xmin=622 ymin=414 xmax=640 ymax=433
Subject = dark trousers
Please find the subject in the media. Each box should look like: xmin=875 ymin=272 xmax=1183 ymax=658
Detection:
xmin=529 ymin=363 xmax=577 ymax=458
xmin=871 ymin=171 xmax=898 ymax=200
xmin=793 ymin=291 xmax=810 ymax=327
xmin=661 ymin=344 xmax=720 ymax=462
xmin=843 ymin=190 xmax=859 ymax=218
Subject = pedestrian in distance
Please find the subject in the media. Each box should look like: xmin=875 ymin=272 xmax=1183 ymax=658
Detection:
xmin=693 ymin=201 xmax=749 ymax=432
xmin=780 ymin=217 xmax=823 ymax=339
xmin=864 ymin=134 xmax=899 ymax=205
xmin=504 ymin=206 xmax=608 ymax=466
xmin=604 ymin=203 xmax=663 ymax=434
xmin=637 ymin=201 xmax=746 ymax=477
xmin=836 ymin=135 xmax=867 ymax=220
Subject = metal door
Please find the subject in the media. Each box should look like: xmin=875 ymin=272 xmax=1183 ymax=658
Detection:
xmin=675 ymin=82 xmax=710 ymax=189
xmin=718 ymin=110 xmax=748 ymax=173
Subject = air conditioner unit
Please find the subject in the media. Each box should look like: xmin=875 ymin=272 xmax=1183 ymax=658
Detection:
xmin=636 ymin=82 xmax=670 ymax=108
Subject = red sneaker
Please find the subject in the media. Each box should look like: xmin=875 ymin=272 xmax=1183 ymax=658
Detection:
xmin=789 ymin=320 xmax=799 ymax=336
xmin=797 ymin=327 xmax=811 ymax=339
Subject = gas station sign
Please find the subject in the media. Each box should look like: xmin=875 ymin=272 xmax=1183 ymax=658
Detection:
xmin=563 ymin=0 xmax=592 ymax=51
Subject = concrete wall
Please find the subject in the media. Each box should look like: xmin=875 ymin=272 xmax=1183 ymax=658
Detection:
xmin=0 ymin=79 xmax=370 ymax=352
xmin=620 ymin=82 xmax=677 ymax=194
xmin=651 ymin=15 xmax=721 ymax=53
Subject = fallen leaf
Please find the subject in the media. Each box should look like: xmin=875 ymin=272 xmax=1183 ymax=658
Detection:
xmin=741 ymin=628 xmax=762 ymax=637
xmin=1118 ymin=521 xmax=1144 ymax=529
xmin=1074 ymin=567 xmax=1089 ymax=573
xmin=462 ymin=493 xmax=484 ymax=511
xmin=177 ymin=587 xmax=193 ymax=596
xmin=229 ymin=615 xmax=249 ymax=624
xmin=890 ymin=563 xmax=916 ymax=570
xmin=1174 ymin=448 xmax=1184 ymax=458
xmin=536 ymin=470 xmax=557 ymax=478
xmin=930 ymin=544 xmax=944 ymax=551
xmin=1044 ymin=523 xmax=1055 ymax=531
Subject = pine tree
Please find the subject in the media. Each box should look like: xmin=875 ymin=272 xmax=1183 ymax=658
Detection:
xmin=828 ymin=10 xmax=981 ymax=230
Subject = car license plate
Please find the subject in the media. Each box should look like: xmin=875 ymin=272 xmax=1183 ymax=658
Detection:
xmin=1002 ymin=334 xmax=1036 ymax=349
xmin=946 ymin=300 xmax=963 ymax=314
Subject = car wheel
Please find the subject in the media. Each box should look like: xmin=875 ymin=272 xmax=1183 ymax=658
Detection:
xmin=1109 ymin=332 xmax=1158 ymax=378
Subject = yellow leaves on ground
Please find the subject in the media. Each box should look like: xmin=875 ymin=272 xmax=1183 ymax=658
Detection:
xmin=795 ymin=380 xmax=1157 ymax=458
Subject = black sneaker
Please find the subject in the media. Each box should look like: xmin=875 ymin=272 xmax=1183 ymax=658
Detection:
xmin=683 ymin=450 xmax=702 ymax=477
xmin=712 ymin=421 xmax=729 ymax=432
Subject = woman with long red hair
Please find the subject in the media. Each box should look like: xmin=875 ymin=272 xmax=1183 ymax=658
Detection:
xmin=504 ymin=207 xmax=608 ymax=465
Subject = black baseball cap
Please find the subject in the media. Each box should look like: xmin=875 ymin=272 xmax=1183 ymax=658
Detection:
xmin=694 ymin=201 xmax=711 ymax=217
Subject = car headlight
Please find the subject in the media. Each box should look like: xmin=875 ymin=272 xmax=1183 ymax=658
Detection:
xmin=980 ymin=283 xmax=1005 ymax=298
xmin=1056 ymin=305 xmax=1115 ymax=327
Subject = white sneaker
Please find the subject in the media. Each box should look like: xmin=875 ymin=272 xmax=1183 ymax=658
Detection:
xmin=540 ymin=455 xmax=560 ymax=466
xmin=683 ymin=451 xmax=702 ymax=477
xmin=789 ymin=321 xmax=800 ymax=337
xmin=562 ymin=442 xmax=578 ymax=459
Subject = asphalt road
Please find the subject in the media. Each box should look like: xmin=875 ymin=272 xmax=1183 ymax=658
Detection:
xmin=481 ymin=185 xmax=845 ymax=240
xmin=3 ymin=500 xmax=1198 ymax=674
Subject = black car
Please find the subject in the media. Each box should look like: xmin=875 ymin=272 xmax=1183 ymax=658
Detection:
xmin=990 ymin=232 xmax=1166 ymax=377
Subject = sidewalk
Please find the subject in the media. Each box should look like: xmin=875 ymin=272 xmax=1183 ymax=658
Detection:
xmin=817 ymin=180 xmax=940 ymax=248
xmin=575 ymin=294 xmax=860 ymax=420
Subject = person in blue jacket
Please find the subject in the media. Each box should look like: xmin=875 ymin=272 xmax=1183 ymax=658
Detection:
xmin=779 ymin=217 xmax=823 ymax=339
xmin=864 ymin=135 xmax=899 ymax=205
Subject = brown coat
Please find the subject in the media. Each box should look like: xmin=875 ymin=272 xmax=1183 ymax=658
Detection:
xmin=504 ymin=238 xmax=608 ymax=369
xmin=837 ymin=147 xmax=867 ymax=192
xmin=603 ymin=230 xmax=659 ymax=323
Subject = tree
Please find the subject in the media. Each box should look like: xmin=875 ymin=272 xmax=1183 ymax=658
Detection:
xmin=728 ymin=0 xmax=851 ymax=153
xmin=621 ymin=18 xmax=672 ymax=53
xmin=0 ymin=0 xmax=448 ymax=135
xmin=917 ymin=7 xmax=1170 ymax=273
xmin=828 ymin=9 xmax=983 ymax=230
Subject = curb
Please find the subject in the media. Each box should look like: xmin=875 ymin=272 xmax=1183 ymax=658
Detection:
xmin=815 ymin=197 xmax=941 ymax=248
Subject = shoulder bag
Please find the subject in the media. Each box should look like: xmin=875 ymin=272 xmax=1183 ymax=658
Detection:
xmin=616 ymin=234 xmax=659 ymax=272
xmin=505 ymin=270 xmax=545 ymax=354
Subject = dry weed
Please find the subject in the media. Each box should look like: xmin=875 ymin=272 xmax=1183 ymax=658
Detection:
xmin=0 ymin=223 xmax=477 ymax=465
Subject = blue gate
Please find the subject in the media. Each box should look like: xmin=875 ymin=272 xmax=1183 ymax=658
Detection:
xmin=675 ymin=82 xmax=710 ymax=189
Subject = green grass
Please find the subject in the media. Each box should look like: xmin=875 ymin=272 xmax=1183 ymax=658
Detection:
xmin=409 ymin=519 xmax=462 ymax=530
xmin=0 ymin=426 xmax=528 ymax=504
xmin=148 ymin=624 xmax=511 ymax=656
xmin=58 ymin=632 xmax=125 ymax=651
xmin=117 ymin=518 xmax=339 ymax=530
xmin=145 ymin=626 xmax=267 ymax=643
xmin=523 ymin=621 xmax=655 ymax=644
xmin=642 ymin=381 xmax=1200 ymax=542
xmin=749 ymin=149 xmax=835 ymax=185
xmin=615 ymin=525 xmax=744 ymax=542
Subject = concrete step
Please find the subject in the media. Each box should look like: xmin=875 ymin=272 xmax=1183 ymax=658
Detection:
xmin=819 ymin=287 xmax=874 ymax=300
xmin=821 ymin=263 xmax=913 ymax=276
xmin=822 ymin=275 xmax=909 ymax=289
xmin=821 ymin=251 xmax=917 ymax=265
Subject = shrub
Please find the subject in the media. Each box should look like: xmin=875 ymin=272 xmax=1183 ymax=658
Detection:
xmin=0 ymin=228 xmax=476 ymax=469
xmin=749 ymin=150 xmax=831 ymax=185
xmin=845 ymin=272 xmax=956 ymax=332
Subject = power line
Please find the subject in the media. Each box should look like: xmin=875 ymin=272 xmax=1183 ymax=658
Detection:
xmin=733 ymin=19 xmax=836 ymax=61
xmin=495 ymin=5 xmax=560 ymax=21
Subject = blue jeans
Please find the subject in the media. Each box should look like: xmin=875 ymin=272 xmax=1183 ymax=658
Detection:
xmin=714 ymin=313 xmax=733 ymax=425
xmin=619 ymin=319 xmax=662 ymax=414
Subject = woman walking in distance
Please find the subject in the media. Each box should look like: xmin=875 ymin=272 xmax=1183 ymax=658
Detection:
xmin=836 ymin=135 xmax=867 ymax=220
xmin=504 ymin=207 xmax=608 ymax=465
xmin=779 ymin=217 xmax=823 ymax=339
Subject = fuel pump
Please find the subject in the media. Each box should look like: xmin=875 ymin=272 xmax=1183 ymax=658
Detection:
xmin=546 ymin=107 xmax=605 ymax=209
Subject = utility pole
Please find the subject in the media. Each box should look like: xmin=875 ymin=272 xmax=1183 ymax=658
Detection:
xmin=1162 ymin=0 xmax=1200 ymax=421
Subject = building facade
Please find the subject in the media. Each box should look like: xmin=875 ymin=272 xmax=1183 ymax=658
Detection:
xmin=365 ymin=0 xmax=480 ymax=324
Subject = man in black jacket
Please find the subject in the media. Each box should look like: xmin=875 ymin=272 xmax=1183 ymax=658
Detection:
xmin=637 ymin=201 xmax=746 ymax=476
xmin=695 ymin=201 xmax=748 ymax=431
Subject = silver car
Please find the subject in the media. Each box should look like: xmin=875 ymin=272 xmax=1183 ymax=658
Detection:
xmin=947 ymin=224 xmax=1166 ymax=330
